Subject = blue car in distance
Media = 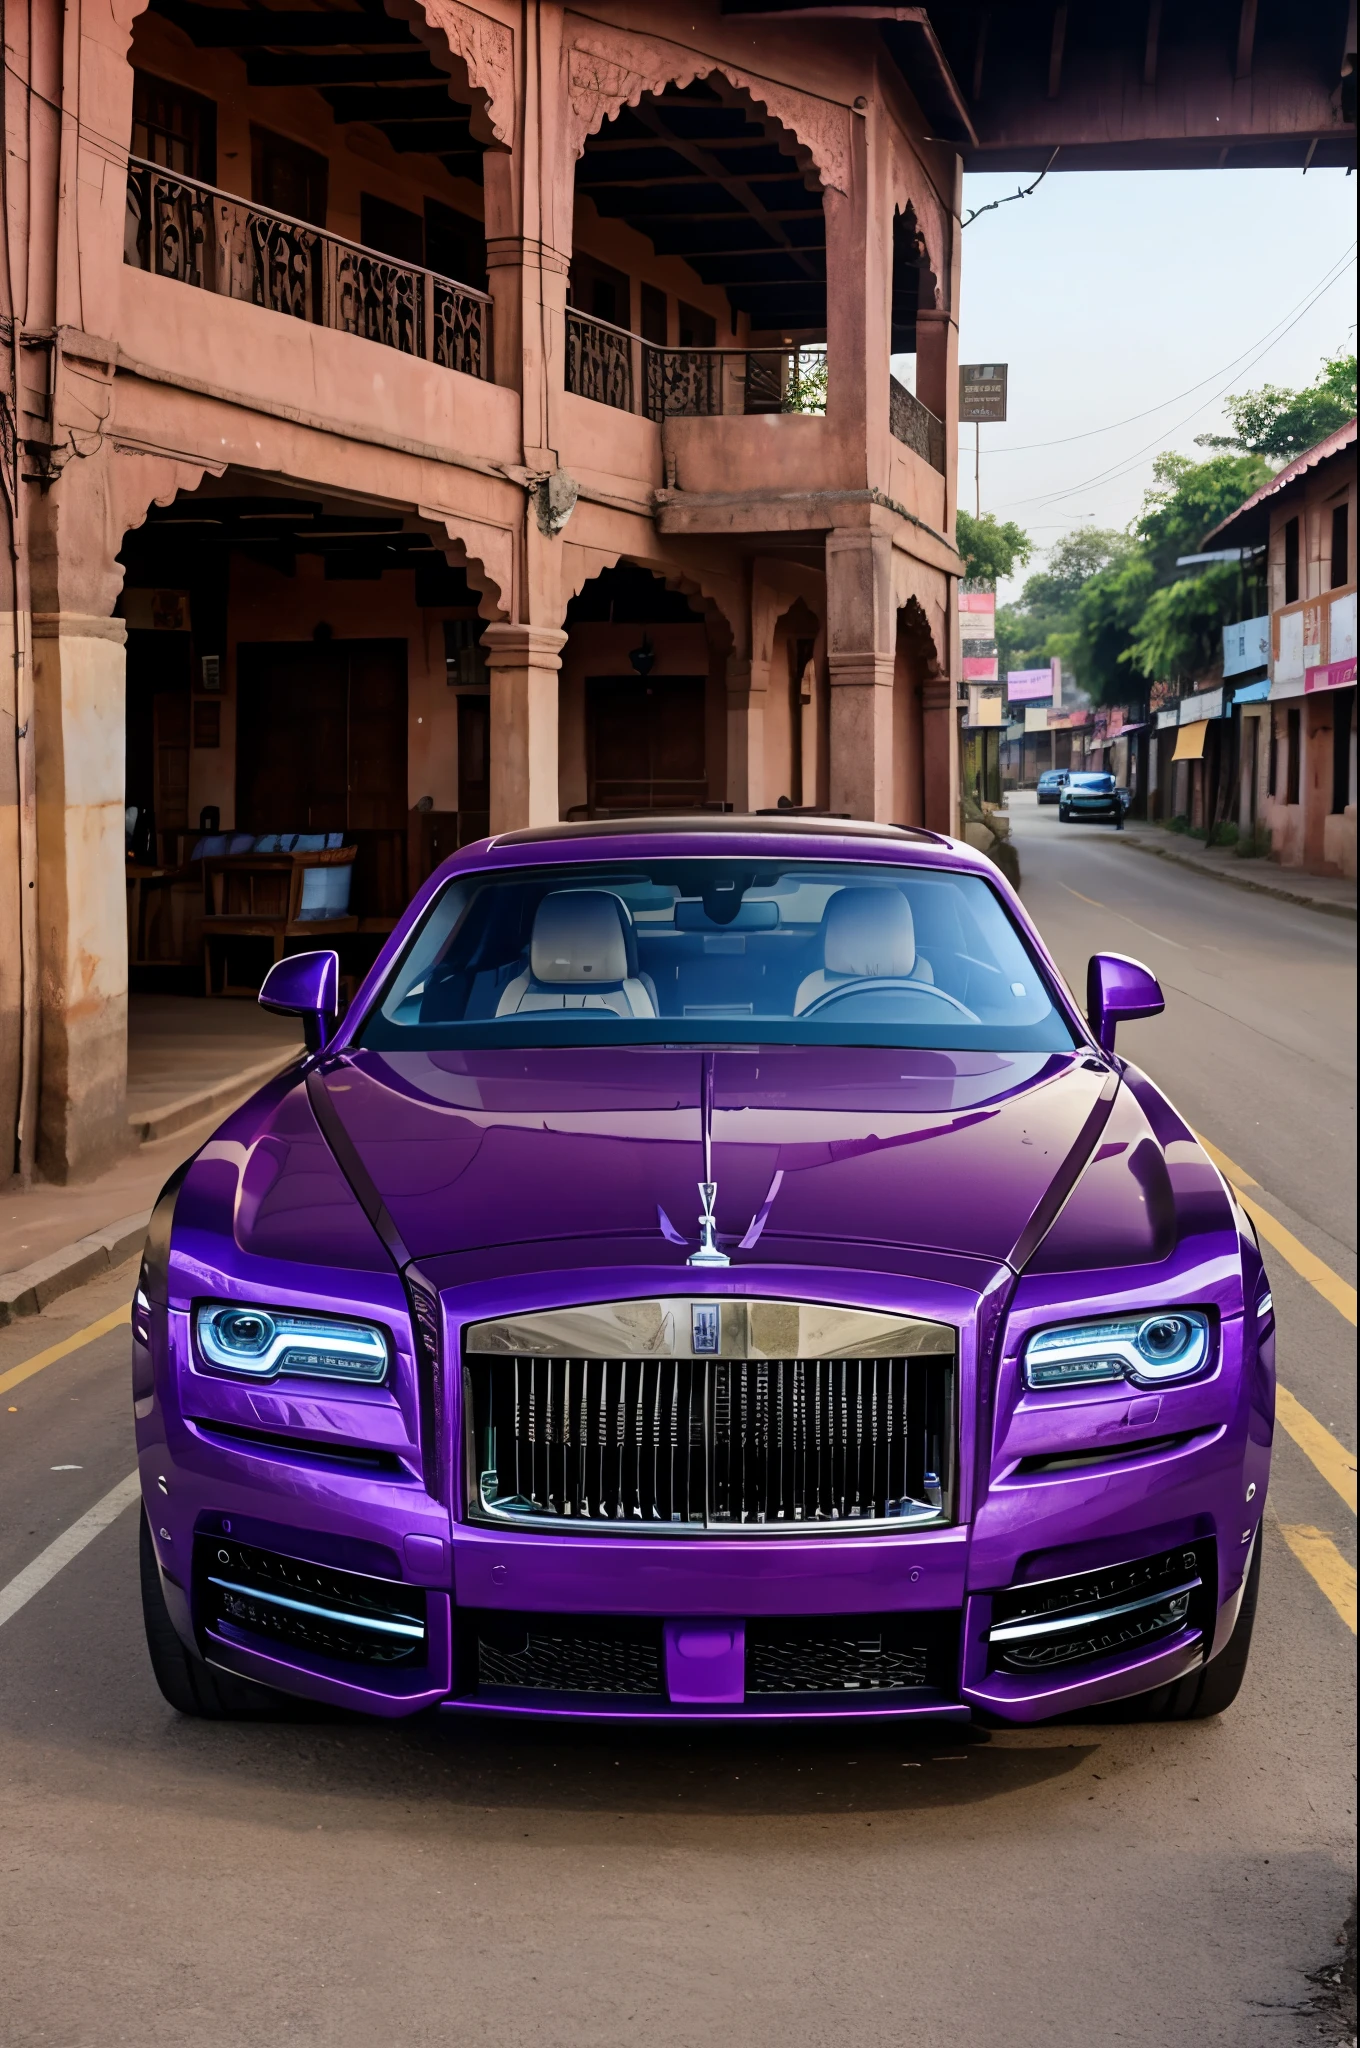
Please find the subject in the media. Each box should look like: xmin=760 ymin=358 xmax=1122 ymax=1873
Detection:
xmin=1037 ymin=769 xmax=1069 ymax=804
xmin=1059 ymin=772 xmax=1126 ymax=828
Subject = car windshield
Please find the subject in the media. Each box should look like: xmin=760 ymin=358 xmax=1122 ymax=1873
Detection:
xmin=1069 ymin=773 xmax=1116 ymax=791
xmin=358 ymin=858 xmax=1077 ymax=1052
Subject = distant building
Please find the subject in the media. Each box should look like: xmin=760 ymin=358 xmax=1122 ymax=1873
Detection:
xmin=1204 ymin=420 xmax=1357 ymax=878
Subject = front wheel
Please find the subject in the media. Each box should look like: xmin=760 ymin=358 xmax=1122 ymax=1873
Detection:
xmin=1058 ymin=807 xmax=1070 ymax=822
xmin=140 ymin=1510 xmax=287 ymax=1718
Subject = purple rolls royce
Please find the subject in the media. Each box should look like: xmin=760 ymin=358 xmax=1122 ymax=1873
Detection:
xmin=133 ymin=817 xmax=1272 ymax=1727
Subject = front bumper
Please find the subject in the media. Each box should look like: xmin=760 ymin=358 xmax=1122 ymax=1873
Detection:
xmin=136 ymin=1260 xmax=1269 ymax=1726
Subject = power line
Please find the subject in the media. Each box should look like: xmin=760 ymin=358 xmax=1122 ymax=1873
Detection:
xmin=994 ymin=250 xmax=1357 ymax=512
xmin=977 ymin=242 xmax=1356 ymax=455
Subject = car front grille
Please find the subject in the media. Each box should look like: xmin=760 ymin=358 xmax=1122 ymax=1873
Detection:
xmin=198 ymin=1535 xmax=427 ymax=1668
xmin=986 ymin=1540 xmax=1216 ymax=1674
xmin=464 ymin=1352 xmax=954 ymax=1534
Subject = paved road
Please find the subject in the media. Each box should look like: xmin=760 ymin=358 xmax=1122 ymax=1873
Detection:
xmin=0 ymin=800 xmax=1354 ymax=2048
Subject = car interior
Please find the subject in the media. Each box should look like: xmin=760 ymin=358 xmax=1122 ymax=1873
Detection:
xmin=376 ymin=864 xmax=1061 ymax=1034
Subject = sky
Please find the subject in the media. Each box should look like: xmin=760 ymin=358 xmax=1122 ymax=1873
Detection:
xmin=943 ymin=165 xmax=1357 ymax=597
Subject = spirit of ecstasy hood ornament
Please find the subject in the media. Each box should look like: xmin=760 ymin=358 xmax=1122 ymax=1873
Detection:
xmin=653 ymin=1056 xmax=783 ymax=1265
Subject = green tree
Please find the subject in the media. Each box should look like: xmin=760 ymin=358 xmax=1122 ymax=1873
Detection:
xmin=1120 ymin=563 xmax=1241 ymax=689
xmin=995 ymin=527 xmax=1131 ymax=678
xmin=1198 ymin=351 xmax=1357 ymax=463
xmin=1072 ymin=552 xmax=1159 ymax=705
xmin=1134 ymin=450 xmax=1271 ymax=576
xmin=956 ymin=508 xmax=1032 ymax=584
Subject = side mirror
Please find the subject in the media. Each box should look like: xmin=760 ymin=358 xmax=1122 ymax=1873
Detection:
xmin=1086 ymin=951 xmax=1164 ymax=1055
xmin=259 ymin=949 xmax=340 ymax=1053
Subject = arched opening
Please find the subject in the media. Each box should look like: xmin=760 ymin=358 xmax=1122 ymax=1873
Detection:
xmin=124 ymin=0 xmax=498 ymax=374
xmin=559 ymin=563 xmax=731 ymax=817
xmin=888 ymin=205 xmax=945 ymax=472
xmin=568 ymin=78 xmax=826 ymax=420
xmin=118 ymin=470 xmax=496 ymax=1001
xmin=765 ymin=597 xmax=825 ymax=810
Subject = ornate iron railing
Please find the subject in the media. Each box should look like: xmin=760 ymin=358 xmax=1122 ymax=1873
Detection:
xmin=564 ymin=307 xmax=634 ymax=411
xmin=566 ymin=309 xmax=827 ymax=421
xmin=124 ymin=156 xmax=491 ymax=378
xmin=889 ymin=376 xmax=946 ymax=474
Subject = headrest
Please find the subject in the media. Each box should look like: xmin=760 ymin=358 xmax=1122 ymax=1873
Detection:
xmin=822 ymin=887 xmax=915 ymax=978
xmin=530 ymin=891 xmax=628 ymax=985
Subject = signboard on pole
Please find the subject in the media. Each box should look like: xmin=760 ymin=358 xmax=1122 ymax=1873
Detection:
xmin=1006 ymin=668 xmax=1053 ymax=703
xmin=960 ymin=365 xmax=1008 ymax=422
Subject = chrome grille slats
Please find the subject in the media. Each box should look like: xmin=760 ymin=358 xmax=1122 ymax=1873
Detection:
xmin=467 ymin=1350 xmax=954 ymax=1535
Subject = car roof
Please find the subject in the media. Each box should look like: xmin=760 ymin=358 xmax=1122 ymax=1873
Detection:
xmin=492 ymin=813 xmax=947 ymax=848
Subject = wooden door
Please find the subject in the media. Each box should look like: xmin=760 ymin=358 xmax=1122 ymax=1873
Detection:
xmin=587 ymin=675 xmax=707 ymax=813
xmin=236 ymin=641 xmax=406 ymax=834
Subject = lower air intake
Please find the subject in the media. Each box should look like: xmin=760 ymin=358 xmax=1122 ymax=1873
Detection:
xmin=472 ymin=1614 xmax=663 ymax=1695
xmin=987 ymin=1540 xmax=1217 ymax=1674
xmin=747 ymin=1614 xmax=952 ymax=1695
xmin=198 ymin=1536 xmax=427 ymax=1668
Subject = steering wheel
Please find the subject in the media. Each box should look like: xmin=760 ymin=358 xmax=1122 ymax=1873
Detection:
xmin=798 ymin=977 xmax=979 ymax=1021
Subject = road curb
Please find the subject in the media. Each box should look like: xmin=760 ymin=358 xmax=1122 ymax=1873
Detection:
xmin=126 ymin=1048 xmax=300 ymax=1144
xmin=0 ymin=1211 xmax=150 ymax=1328
xmin=1113 ymin=835 xmax=1358 ymax=921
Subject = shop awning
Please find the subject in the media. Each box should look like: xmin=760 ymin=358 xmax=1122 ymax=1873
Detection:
xmin=1233 ymin=678 xmax=1271 ymax=704
xmin=1172 ymin=720 xmax=1209 ymax=761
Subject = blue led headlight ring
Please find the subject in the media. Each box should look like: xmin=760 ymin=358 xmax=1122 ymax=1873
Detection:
xmin=1024 ymin=1310 xmax=1210 ymax=1390
xmin=195 ymin=1304 xmax=389 ymax=1384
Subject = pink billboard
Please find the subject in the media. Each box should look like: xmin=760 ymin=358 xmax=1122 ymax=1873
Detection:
xmin=1006 ymin=667 xmax=1054 ymax=703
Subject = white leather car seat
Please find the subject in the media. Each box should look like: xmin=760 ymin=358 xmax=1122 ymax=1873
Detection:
xmin=793 ymin=886 xmax=933 ymax=1014
xmin=496 ymin=891 xmax=657 ymax=1018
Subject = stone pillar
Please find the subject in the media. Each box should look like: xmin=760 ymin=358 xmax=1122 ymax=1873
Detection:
xmin=30 ymin=611 xmax=129 ymax=1179
xmin=826 ymin=524 xmax=896 ymax=819
xmin=920 ymin=673 xmax=959 ymax=837
xmin=482 ymin=624 xmax=567 ymax=833
xmin=725 ymin=656 xmax=766 ymax=813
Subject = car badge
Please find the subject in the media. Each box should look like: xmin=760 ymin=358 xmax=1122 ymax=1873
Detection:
xmin=691 ymin=1303 xmax=720 ymax=1355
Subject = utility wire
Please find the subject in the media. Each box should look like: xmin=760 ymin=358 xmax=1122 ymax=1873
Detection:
xmin=994 ymin=250 xmax=1358 ymax=512
xmin=981 ymin=242 xmax=1357 ymax=455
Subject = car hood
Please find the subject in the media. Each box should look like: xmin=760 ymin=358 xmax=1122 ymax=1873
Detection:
xmin=303 ymin=1045 xmax=1125 ymax=1268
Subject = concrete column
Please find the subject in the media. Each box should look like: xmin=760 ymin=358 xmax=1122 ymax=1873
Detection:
xmin=826 ymin=525 xmax=896 ymax=819
xmin=920 ymin=674 xmax=959 ymax=837
xmin=482 ymin=623 xmax=567 ymax=833
xmin=30 ymin=612 xmax=129 ymax=1179
xmin=725 ymin=656 xmax=767 ymax=813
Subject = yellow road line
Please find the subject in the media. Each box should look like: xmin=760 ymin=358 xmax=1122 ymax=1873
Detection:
xmin=1275 ymin=1385 xmax=1358 ymax=1515
xmin=1275 ymin=1521 xmax=1358 ymax=1634
xmin=1061 ymin=883 xmax=1106 ymax=908
xmin=1193 ymin=1131 xmax=1260 ymax=1189
xmin=0 ymin=1305 xmax=130 ymax=1399
xmin=1234 ymin=1190 xmax=1357 ymax=1325
xmin=1193 ymin=1130 xmax=1357 ymax=1327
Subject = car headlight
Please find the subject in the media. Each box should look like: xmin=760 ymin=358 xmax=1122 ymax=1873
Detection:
xmin=1024 ymin=1310 xmax=1210 ymax=1390
xmin=195 ymin=1303 xmax=389 ymax=1384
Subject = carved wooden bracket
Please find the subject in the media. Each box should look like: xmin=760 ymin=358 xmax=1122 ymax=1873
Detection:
xmin=566 ymin=31 xmax=850 ymax=193
xmin=388 ymin=0 xmax=516 ymax=148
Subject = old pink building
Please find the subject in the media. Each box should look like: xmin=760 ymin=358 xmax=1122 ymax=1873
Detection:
xmin=3 ymin=0 xmax=1353 ymax=1184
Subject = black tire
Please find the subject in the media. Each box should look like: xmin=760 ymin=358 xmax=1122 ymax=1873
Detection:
xmin=1058 ymin=807 xmax=1070 ymax=822
xmin=140 ymin=1511 xmax=286 ymax=1718
xmin=1138 ymin=1536 xmax=1262 ymax=1721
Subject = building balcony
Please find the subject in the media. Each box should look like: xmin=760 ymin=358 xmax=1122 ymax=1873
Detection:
xmin=124 ymin=156 xmax=493 ymax=380
xmin=889 ymin=376 xmax=946 ymax=475
xmin=564 ymin=307 xmax=827 ymax=423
